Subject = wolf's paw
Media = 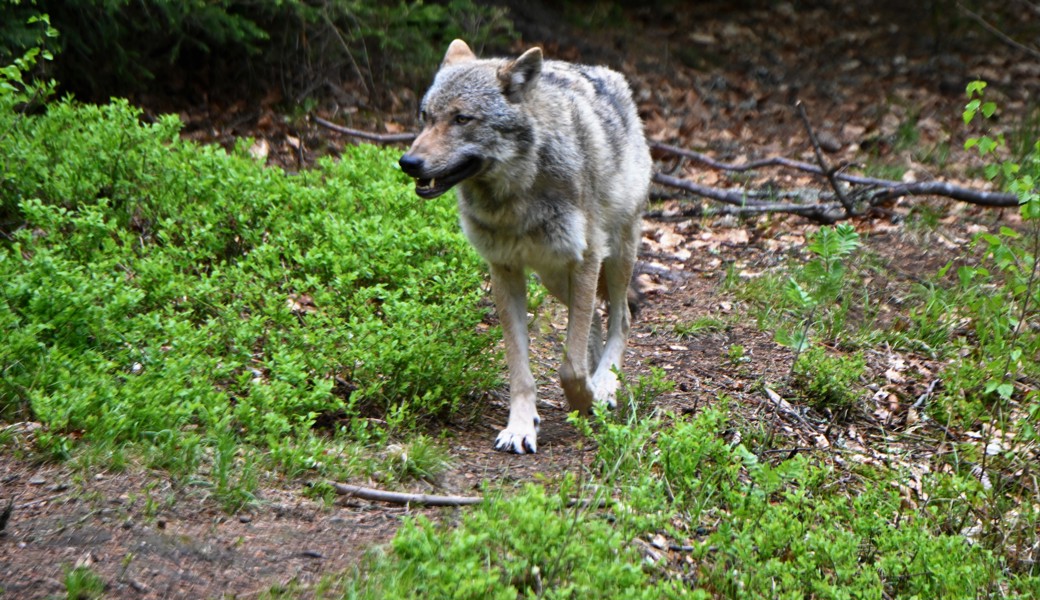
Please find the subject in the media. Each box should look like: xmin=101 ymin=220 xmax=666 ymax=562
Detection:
xmin=494 ymin=421 xmax=539 ymax=454
xmin=592 ymin=370 xmax=620 ymax=410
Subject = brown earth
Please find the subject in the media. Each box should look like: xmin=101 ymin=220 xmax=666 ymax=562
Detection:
xmin=3 ymin=1 xmax=1038 ymax=597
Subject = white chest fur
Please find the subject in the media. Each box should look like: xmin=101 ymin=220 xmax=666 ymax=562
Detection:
xmin=458 ymin=205 xmax=589 ymax=271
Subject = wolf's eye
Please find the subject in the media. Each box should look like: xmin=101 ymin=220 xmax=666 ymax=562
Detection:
xmin=454 ymin=114 xmax=473 ymax=125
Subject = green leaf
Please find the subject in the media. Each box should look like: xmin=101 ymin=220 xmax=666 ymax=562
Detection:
xmin=966 ymin=80 xmax=987 ymax=98
xmin=964 ymin=99 xmax=980 ymax=124
xmin=998 ymin=226 xmax=1020 ymax=239
xmin=980 ymin=233 xmax=1002 ymax=246
xmin=775 ymin=328 xmax=809 ymax=352
xmin=957 ymin=265 xmax=977 ymax=288
xmin=832 ymin=223 xmax=861 ymax=256
xmin=784 ymin=278 xmax=814 ymax=309
xmin=1022 ymin=198 xmax=1040 ymax=220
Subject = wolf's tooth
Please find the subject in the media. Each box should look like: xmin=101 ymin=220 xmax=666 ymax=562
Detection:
xmin=430 ymin=178 xmax=436 ymax=188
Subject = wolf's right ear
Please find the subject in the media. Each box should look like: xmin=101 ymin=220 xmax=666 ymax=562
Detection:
xmin=498 ymin=47 xmax=543 ymax=102
xmin=442 ymin=39 xmax=477 ymax=68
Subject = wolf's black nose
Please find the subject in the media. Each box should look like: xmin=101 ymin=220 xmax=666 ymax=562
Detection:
xmin=398 ymin=154 xmax=424 ymax=177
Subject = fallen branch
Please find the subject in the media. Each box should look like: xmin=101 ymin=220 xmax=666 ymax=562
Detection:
xmin=651 ymin=140 xmax=882 ymax=184
xmin=652 ymin=172 xmax=847 ymax=222
xmin=646 ymin=201 xmax=846 ymax=222
xmin=650 ymin=141 xmax=1020 ymax=208
xmin=652 ymin=172 xmax=769 ymax=207
xmin=329 ymin=481 xmax=483 ymax=506
xmin=648 ymin=143 xmax=1015 ymax=212
xmin=312 ymin=116 xmax=417 ymax=144
xmin=865 ymin=181 xmax=1020 ymax=207
xmin=328 ymin=481 xmax=619 ymax=510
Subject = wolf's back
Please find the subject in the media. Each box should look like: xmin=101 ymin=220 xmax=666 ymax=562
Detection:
xmin=519 ymin=60 xmax=651 ymax=212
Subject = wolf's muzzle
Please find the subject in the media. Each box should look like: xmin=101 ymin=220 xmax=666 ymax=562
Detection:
xmin=399 ymin=154 xmax=483 ymax=200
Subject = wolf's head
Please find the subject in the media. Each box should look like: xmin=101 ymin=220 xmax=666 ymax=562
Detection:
xmin=399 ymin=40 xmax=542 ymax=200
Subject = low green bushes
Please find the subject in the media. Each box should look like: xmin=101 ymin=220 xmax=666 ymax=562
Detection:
xmin=334 ymin=393 xmax=1039 ymax=598
xmin=0 ymin=97 xmax=497 ymax=471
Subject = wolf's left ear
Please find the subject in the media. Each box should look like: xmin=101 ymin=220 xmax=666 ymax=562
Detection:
xmin=497 ymin=47 xmax=543 ymax=102
xmin=442 ymin=39 xmax=477 ymax=67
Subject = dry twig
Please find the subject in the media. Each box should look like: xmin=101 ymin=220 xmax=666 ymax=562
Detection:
xmin=796 ymin=100 xmax=854 ymax=214
xmin=330 ymin=482 xmax=483 ymax=506
xmin=312 ymin=116 xmax=417 ymax=143
xmin=958 ymin=3 xmax=1040 ymax=61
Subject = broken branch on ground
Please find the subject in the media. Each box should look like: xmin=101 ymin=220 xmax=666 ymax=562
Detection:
xmin=329 ymin=482 xmax=483 ymax=506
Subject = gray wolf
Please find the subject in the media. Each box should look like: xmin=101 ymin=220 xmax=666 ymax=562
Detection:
xmin=399 ymin=40 xmax=652 ymax=454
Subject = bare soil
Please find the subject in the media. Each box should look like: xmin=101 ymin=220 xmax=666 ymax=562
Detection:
xmin=3 ymin=1 xmax=1038 ymax=597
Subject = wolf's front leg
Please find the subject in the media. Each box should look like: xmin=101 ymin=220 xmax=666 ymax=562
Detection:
xmin=489 ymin=264 xmax=540 ymax=454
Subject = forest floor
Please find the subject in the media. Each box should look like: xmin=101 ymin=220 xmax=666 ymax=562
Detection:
xmin=3 ymin=1 xmax=1039 ymax=597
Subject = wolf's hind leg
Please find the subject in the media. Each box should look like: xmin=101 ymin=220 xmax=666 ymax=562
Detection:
xmin=557 ymin=255 xmax=602 ymax=414
xmin=592 ymin=224 xmax=639 ymax=408
xmin=588 ymin=309 xmax=604 ymax=371
xmin=490 ymin=264 xmax=541 ymax=454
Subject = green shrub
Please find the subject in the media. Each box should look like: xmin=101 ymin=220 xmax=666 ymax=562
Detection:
xmin=331 ymin=379 xmax=1039 ymax=598
xmin=347 ymin=483 xmax=687 ymax=599
xmin=775 ymin=223 xmax=862 ymax=353
xmin=0 ymin=5 xmax=58 ymax=106
xmin=63 ymin=565 xmax=106 ymax=600
xmin=0 ymin=98 xmax=497 ymax=466
xmin=929 ymin=81 xmax=1040 ymax=428
xmin=589 ymin=406 xmax=1028 ymax=597
xmin=791 ymin=346 xmax=866 ymax=414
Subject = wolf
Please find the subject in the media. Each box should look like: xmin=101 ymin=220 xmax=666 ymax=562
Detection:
xmin=399 ymin=40 xmax=652 ymax=454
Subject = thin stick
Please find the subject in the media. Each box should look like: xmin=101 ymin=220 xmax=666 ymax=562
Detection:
xmin=651 ymin=141 xmax=865 ymax=181
xmin=645 ymin=202 xmax=844 ymax=221
xmin=958 ymin=3 xmax=1040 ymax=61
xmin=329 ymin=482 xmax=483 ymax=506
xmin=796 ymin=100 xmax=854 ymax=214
xmin=313 ymin=116 xmax=417 ymax=144
xmin=652 ymin=172 xmax=765 ymax=207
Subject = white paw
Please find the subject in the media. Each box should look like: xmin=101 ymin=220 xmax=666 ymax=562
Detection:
xmin=593 ymin=370 xmax=620 ymax=409
xmin=494 ymin=418 xmax=539 ymax=454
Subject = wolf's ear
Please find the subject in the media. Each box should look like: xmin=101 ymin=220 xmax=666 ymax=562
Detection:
xmin=442 ymin=39 xmax=477 ymax=68
xmin=497 ymin=47 xmax=542 ymax=102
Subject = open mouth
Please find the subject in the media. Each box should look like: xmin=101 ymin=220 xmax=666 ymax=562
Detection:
xmin=414 ymin=156 xmax=483 ymax=199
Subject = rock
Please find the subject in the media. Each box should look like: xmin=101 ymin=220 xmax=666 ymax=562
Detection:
xmin=816 ymin=130 xmax=843 ymax=153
